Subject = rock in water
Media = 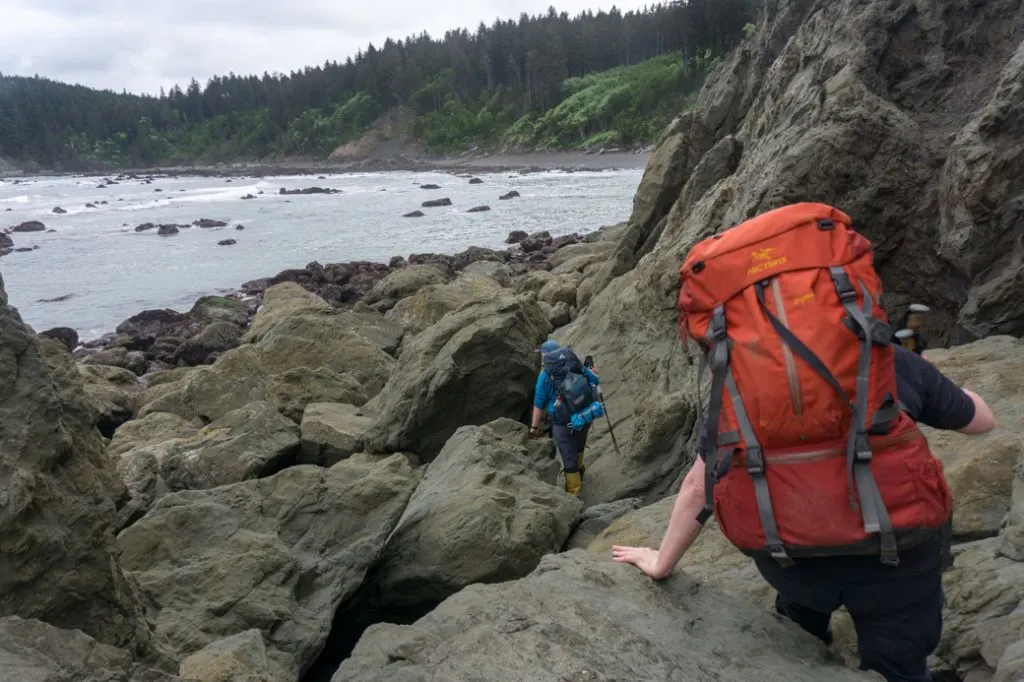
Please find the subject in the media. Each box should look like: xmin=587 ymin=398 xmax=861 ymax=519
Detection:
xmin=0 ymin=275 xmax=147 ymax=649
xmin=369 ymin=419 xmax=578 ymax=611
xmin=363 ymin=294 xmax=550 ymax=461
xmin=117 ymin=455 xmax=420 ymax=678
xmin=333 ymin=551 xmax=870 ymax=682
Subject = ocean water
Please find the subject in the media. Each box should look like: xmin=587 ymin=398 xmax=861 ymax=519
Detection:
xmin=0 ymin=168 xmax=643 ymax=341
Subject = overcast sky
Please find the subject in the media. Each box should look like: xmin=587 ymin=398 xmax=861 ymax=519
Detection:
xmin=0 ymin=0 xmax=653 ymax=96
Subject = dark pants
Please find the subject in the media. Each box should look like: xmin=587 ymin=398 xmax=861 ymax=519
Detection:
xmin=753 ymin=535 xmax=943 ymax=682
xmin=551 ymin=423 xmax=590 ymax=473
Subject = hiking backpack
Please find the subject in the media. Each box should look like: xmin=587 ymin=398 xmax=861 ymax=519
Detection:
xmin=677 ymin=203 xmax=952 ymax=566
xmin=542 ymin=347 xmax=596 ymax=423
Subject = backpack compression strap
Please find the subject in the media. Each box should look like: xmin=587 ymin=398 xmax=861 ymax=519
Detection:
xmin=751 ymin=273 xmax=898 ymax=566
xmin=697 ymin=305 xmax=793 ymax=565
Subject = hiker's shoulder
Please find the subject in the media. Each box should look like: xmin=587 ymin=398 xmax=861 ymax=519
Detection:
xmin=894 ymin=345 xmax=947 ymax=391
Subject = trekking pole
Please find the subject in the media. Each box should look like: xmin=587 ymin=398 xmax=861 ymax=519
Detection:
xmin=584 ymin=355 xmax=623 ymax=458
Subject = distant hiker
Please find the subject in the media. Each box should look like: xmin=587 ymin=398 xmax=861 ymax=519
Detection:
xmin=530 ymin=340 xmax=603 ymax=497
xmin=894 ymin=303 xmax=930 ymax=355
xmin=612 ymin=204 xmax=996 ymax=682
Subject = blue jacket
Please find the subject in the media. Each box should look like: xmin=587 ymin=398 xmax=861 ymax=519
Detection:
xmin=534 ymin=367 xmax=601 ymax=418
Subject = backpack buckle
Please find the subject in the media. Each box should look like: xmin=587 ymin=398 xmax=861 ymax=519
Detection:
xmin=708 ymin=307 xmax=728 ymax=342
xmin=854 ymin=433 xmax=873 ymax=463
xmin=745 ymin=446 xmax=765 ymax=476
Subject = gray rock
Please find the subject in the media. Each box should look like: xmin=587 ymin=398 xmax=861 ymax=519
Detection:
xmin=178 ymin=629 xmax=287 ymax=682
xmin=385 ymin=272 xmax=506 ymax=338
xmin=922 ymin=337 xmax=1024 ymax=542
xmin=109 ymin=412 xmax=200 ymax=458
xmin=333 ymin=551 xmax=872 ymax=682
xmin=564 ymin=497 xmax=643 ymax=550
xmin=994 ymin=639 xmax=1024 ymax=682
xmin=0 ymin=279 xmax=148 ymax=650
xmin=369 ymin=419 xmax=581 ymax=610
xmin=157 ymin=401 xmax=300 ymax=491
xmin=0 ymin=617 xmax=180 ymax=682
xmin=141 ymin=310 xmax=394 ymax=423
xmin=363 ymin=264 xmax=450 ymax=308
xmin=118 ymin=455 xmax=420 ymax=679
xmin=363 ymin=294 xmax=551 ymax=461
xmin=299 ymin=402 xmax=373 ymax=466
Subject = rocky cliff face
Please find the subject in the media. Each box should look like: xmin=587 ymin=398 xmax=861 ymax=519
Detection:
xmin=0 ymin=271 xmax=150 ymax=653
xmin=565 ymin=0 xmax=1024 ymax=506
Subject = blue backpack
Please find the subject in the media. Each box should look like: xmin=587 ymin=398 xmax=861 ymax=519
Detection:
xmin=542 ymin=347 xmax=596 ymax=422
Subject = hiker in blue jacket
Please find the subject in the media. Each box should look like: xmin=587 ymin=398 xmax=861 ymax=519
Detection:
xmin=530 ymin=339 xmax=602 ymax=496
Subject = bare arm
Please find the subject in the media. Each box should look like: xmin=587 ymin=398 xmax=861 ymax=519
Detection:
xmin=613 ymin=458 xmax=708 ymax=579
xmin=530 ymin=407 xmax=545 ymax=431
xmin=959 ymin=389 xmax=996 ymax=435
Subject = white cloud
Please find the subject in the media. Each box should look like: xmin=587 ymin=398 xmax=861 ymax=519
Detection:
xmin=0 ymin=0 xmax=654 ymax=95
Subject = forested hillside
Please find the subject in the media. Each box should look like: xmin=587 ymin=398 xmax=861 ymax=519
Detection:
xmin=0 ymin=0 xmax=757 ymax=170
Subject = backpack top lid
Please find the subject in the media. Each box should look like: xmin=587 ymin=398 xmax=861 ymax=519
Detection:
xmin=542 ymin=346 xmax=580 ymax=381
xmin=537 ymin=339 xmax=561 ymax=354
xmin=677 ymin=202 xmax=869 ymax=314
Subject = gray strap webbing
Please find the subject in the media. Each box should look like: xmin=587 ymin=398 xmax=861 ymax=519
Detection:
xmin=725 ymin=369 xmax=790 ymax=564
xmin=830 ymin=267 xmax=898 ymax=566
xmin=698 ymin=305 xmax=729 ymax=526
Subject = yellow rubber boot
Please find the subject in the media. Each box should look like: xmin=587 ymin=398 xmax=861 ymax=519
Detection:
xmin=564 ymin=471 xmax=582 ymax=497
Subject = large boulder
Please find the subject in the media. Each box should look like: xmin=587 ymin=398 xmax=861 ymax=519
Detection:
xmin=385 ymin=271 xmax=507 ymax=337
xmin=116 ymin=296 xmax=251 ymax=366
xmin=113 ymin=403 xmax=301 ymax=528
xmin=117 ymin=455 xmax=420 ymax=679
xmin=299 ymin=402 xmax=373 ymax=466
xmin=559 ymin=0 xmax=1024 ymax=504
xmin=0 ymin=275 xmax=147 ymax=650
xmin=333 ymin=551 xmax=872 ymax=682
xmin=368 ymin=419 xmax=580 ymax=611
xmin=139 ymin=312 xmax=395 ymax=424
xmin=244 ymin=283 xmax=333 ymax=343
xmin=937 ymin=539 xmax=1024 ymax=680
xmin=362 ymin=294 xmax=551 ymax=461
xmin=0 ymin=617 xmax=180 ymax=682
xmin=363 ymin=264 xmax=450 ymax=309
xmin=157 ymin=401 xmax=300 ymax=491
xmin=589 ymin=495 xmax=773 ymax=608
xmin=178 ymin=629 xmax=287 ymax=682
xmin=76 ymin=362 xmax=145 ymax=437
xmin=923 ymin=336 xmax=1024 ymax=540
xmin=109 ymin=412 xmax=200 ymax=458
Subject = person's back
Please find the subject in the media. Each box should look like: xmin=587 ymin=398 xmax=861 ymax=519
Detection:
xmin=530 ymin=340 xmax=601 ymax=496
xmin=612 ymin=204 xmax=997 ymax=682
xmin=749 ymin=346 xmax=994 ymax=682
xmin=614 ymin=345 xmax=994 ymax=682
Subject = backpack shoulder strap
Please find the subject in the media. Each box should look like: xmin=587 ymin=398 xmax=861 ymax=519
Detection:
xmin=699 ymin=304 xmax=791 ymax=565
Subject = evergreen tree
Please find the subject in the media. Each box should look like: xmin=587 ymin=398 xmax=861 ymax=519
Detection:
xmin=0 ymin=1 xmax=759 ymax=169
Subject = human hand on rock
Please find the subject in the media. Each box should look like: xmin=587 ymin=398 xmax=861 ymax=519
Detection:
xmin=612 ymin=545 xmax=669 ymax=580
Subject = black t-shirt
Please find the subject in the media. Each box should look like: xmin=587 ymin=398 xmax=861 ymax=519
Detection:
xmin=695 ymin=345 xmax=976 ymax=459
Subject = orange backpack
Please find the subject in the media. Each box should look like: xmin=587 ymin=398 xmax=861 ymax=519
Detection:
xmin=677 ymin=203 xmax=951 ymax=566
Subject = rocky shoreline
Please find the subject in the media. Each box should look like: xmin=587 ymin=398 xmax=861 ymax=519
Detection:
xmin=58 ymin=225 xmax=600 ymax=390
xmin=2 ymin=149 xmax=653 ymax=181
xmin=1 ymin=0 xmax=1022 ymax=681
